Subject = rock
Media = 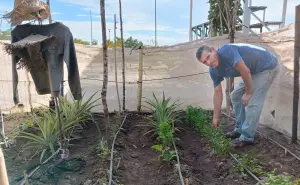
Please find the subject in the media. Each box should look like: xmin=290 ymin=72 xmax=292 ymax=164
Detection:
xmin=131 ymin=153 xmax=138 ymax=158
xmin=84 ymin=179 xmax=92 ymax=185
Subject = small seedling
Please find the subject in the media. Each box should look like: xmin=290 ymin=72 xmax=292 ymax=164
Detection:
xmin=233 ymin=151 xmax=264 ymax=176
xmin=262 ymin=169 xmax=300 ymax=185
xmin=151 ymin=144 xmax=176 ymax=162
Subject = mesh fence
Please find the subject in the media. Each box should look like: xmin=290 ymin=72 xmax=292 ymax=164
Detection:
xmin=0 ymin=27 xmax=298 ymax=140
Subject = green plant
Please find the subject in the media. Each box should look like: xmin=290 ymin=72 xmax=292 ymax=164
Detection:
xmin=233 ymin=151 xmax=264 ymax=176
xmin=210 ymin=128 xmax=232 ymax=156
xmin=263 ymin=170 xmax=300 ymax=185
xmin=144 ymin=92 xmax=180 ymax=137
xmin=151 ymin=144 xmax=176 ymax=162
xmin=97 ymin=137 xmax=111 ymax=160
xmin=144 ymin=92 xmax=180 ymax=162
xmin=185 ymin=106 xmax=232 ymax=156
xmin=185 ymin=106 xmax=211 ymax=136
xmin=16 ymin=92 xmax=100 ymax=162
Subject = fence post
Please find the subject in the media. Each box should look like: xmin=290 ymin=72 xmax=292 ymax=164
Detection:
xmin=137 ymin=47 xmax=143 ymax=112
xmin=292 ymin=4 xmax=300 ymax=143
xmin=0 ymin=147 xmax=9 ymax=185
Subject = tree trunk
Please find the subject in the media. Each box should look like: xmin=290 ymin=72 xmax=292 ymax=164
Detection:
xmin=223 ymin=0 xmax=239 ymax=114
xmin=100 ymin=0 xmax=109 ymax=121
xmin=119 ymin=0 xmax=126 ymax=112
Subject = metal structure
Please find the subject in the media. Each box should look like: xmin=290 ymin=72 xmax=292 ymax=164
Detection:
xmin=190 ymin=0 xmax=288 ymax=41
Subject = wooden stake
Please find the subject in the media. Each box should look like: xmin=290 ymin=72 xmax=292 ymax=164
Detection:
xmin=114 ymin=14 xmax=121 ymax=115
xmin=26 ymin=72 xmax=33 ymax=112
xmin=0 ymin=148 xmax=9 ymax=185
xmin=100 ymin=0 xmax=109 ymax=119
xmin=119 ymin=0 xmax=126 ymax=112
xmin=137 ymin=47 xmax=143 ymax=112
xmin=292 ymin=4 xmax=300 ymax=143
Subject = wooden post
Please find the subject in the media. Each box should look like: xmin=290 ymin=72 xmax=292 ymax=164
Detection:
xmin=292 ymin=4 xmax=300 ymax=143
xmin=119 ymin=0 xmax=126 ymax=112
xmin=137 ymin=47 xmax=143 ymax=112
xmin=114 ymin=14 xmax=121 ymax=115
xmin=0 ymin=148 xmax=9 ymax=185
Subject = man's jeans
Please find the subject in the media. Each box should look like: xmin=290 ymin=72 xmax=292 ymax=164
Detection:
xmin=232 ymin=61 xmax=280 ymax=142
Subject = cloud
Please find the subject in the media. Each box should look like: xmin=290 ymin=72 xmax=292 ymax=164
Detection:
xmin=59 ymin=20 xmax=187 ymax=45
xmin=52 ymin=12 xmax=63 ymax=15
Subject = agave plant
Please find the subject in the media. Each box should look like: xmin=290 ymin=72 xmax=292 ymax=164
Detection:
xmin=16 ymin=92 xmax=101 ymax=162
xmin=143 ymin=92 xmax=181 ymax=137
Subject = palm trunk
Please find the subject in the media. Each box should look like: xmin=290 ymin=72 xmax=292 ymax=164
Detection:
xmin=100 ymin=0 xmax=109 ymax=123
xmin=119 ymin=0 xmax=126 ymax=112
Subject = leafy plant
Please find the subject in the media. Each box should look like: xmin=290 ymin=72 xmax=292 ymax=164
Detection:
xmin=144 ymin=92 xmax=180 ymax=163
xmin=16 ymin=92 xmax=100 ymax=162
xmin=151 ymin=144 xmax=176 ymax=162
xmin=210 ymin=128 xmax=232 ymax=156
xmin=185 ymin=106 xmax=232 ymax=156
xmin=263 ymin=170 xmax=300 ymax=185
xmin=233 ymin=151 xmax=264 ymax=176
xmin=143 ymin=92 xmax=180 ymax=137
xmin=97 ymin=137 xmax=111 ymax=160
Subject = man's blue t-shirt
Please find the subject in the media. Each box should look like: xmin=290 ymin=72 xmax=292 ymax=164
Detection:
xmin=209 ymin=43 xmax=278 ymax=88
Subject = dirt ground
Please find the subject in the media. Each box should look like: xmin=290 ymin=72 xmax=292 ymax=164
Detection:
xmin=3 ymin=111 xmax=300 ymax=185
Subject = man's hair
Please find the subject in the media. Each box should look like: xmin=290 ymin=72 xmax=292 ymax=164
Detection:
xmin=196 ymin=45 xmax=212 ymax=60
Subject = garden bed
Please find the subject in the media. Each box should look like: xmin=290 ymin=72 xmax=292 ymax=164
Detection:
xmin=3 ymin=105 xmax=300 ymax=185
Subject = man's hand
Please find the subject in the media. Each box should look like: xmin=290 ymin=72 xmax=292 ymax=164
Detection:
xmin=242 ymin=93 xmax=252 ymax=106
xmin=212 ymin=118 xmax=220 ymax=128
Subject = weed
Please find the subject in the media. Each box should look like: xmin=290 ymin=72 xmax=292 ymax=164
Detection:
xmin=262 ymin=170 xmax=300 ymax=185
xmin=233 ymin=151 xmax=264 ymax=176
xmin=97 ymin=137 xmax=111 ymax=160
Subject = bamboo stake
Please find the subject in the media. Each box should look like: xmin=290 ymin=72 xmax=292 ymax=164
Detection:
xmin=0 ymin=148 xmax=9 ymax=185
xmin=119 ymin=0 xmax=126 ymax=112
xmin=137 ymin=47 xmax=143 ymax=112
xmin=114 ymin=14 xmax=121 ymax=115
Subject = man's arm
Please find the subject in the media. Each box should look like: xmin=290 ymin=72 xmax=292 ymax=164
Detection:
xmin=234 ymin=60 xmax=252 ymax=95
xmin=212 ymin=83 xmax=223 ymax=127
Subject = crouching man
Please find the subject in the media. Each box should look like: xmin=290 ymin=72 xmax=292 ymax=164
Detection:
xmin=195 ymin=43 xmax=280 ymax=148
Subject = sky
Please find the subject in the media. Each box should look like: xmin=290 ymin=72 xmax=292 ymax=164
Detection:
xmin=0 ymin=0 xmax=299 ymax=46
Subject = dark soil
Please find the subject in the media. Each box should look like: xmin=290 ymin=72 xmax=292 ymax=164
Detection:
xmin=220 ymin=114 xmax=300 ymax=182
xmin=113 ymin=113 xmax=256 ymax=185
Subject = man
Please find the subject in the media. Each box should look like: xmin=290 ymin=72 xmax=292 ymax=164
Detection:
xmin=195 ymin=43 xmax=280 ymax=148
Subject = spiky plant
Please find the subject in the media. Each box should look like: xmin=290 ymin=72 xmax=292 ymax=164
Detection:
xmin=16 ymin=92 xmax=100 ymax=162
xmin=143 ymin=92 xmax=180 ymax=137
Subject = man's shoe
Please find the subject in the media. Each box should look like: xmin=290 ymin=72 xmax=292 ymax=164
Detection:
xmin=225 ymin=131 xmax=241 ymax=139
xmin=232 ymin=138 xmax=254 ymax=148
